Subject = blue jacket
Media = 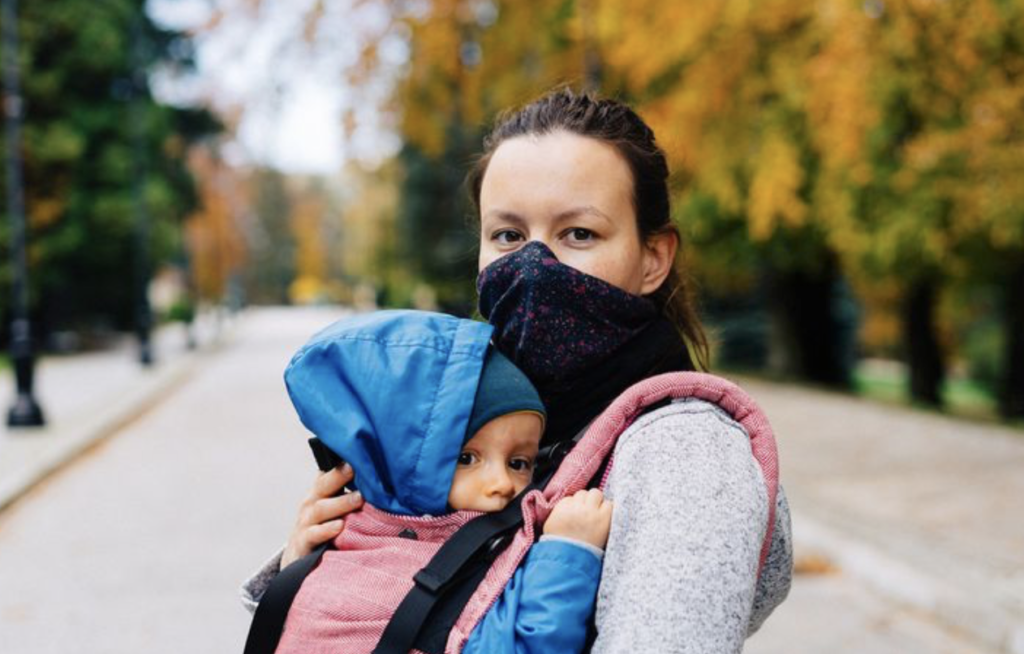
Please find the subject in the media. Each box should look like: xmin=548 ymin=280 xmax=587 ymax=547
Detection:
xmin=284 ymin=310 xmax=600 ymax=653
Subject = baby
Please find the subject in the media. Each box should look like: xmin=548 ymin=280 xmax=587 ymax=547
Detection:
xmin=275 ymin=310 xmax=612 ymax=653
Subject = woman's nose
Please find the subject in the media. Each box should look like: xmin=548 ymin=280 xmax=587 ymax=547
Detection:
xmin=527 ymin=237 xmax=555 ymax=253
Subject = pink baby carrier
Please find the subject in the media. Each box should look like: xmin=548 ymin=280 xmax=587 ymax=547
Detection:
xmin=246 ymin=372 xmax=779 ymax=654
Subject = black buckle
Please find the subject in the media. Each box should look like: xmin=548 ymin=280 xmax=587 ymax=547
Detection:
xmin=534 ymin=439 xmax=574 ymax=484
xmin=412 ymin=530 xmax=513 ymax=597
xmin=413 ymin=569 xmax=445 ymax=595
xmin=485 ymin=532 xmax=511 ymax=557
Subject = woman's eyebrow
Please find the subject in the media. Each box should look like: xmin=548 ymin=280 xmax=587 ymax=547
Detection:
xmin=482 ymin=209 xmax=527 ymax=226
xmin=553 ymin=205 xmax=614 ymax=225
xmin=484 ymin=206 xmax=613 ymax=226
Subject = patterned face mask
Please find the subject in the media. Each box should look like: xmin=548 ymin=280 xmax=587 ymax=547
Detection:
xmin=477 ymin=241 xmax=658 ymax=384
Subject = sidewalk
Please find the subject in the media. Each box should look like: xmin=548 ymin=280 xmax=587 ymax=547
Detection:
xmin=739 ymin=376 xmax=1024 ymax=654
xmin=0 ymin=311 xmax=234 ymax=512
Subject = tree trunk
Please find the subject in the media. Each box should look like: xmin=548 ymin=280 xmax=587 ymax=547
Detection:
xmin=768 ymin=256 xmax=854 ymax=388
xmin=1000 ymin=258 xmax=1024 ymax=419
xmin=902 ymin=278 xmax=944 ymax=407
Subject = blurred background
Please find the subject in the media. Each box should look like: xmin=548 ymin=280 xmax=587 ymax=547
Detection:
xmin=2 ymin=0 xmax=1022 ymax=418
xmin=0 ymin=1 xmax=1021 ymax=653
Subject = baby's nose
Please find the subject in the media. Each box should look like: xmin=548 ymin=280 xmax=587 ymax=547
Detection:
xmin=486 ymin=469 xmax=515 ymax=497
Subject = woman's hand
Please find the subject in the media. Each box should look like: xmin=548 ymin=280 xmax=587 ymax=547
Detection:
xmin=543 ymin=488 xmax=613 ymax=549
xmin=281 ymin=464 xmax=364 ymax=568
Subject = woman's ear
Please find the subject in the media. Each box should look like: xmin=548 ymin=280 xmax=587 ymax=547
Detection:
xmin=640 ymin=229 xmax=679 ymax=295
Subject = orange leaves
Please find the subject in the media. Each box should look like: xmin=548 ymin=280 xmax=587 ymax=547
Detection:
xmin=184 ymin=147 xmax=247 ymax=301
xmin=306 ymin=0 xmax=1024 ymax=290
xmin=804 ymin=3 xmax=878 ymax=179
xmin=748 ymin=132 xmax=807 ymax=241
xmin=291 ymin=190 xmax=329 ymax=285
xmin=28 ymin=198 xmax=66 ymax=229
xmin=595 ymin=0 xmax=725 ymax=94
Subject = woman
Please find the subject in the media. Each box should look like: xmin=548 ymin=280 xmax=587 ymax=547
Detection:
xmin=244 ymin=89 xmax=793 ymax=652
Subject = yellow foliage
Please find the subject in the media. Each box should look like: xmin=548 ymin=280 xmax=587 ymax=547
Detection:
xmin=748 ymin=133 xmax=807 ymax=241
xmin=289 ymin=274 xmax=332 ymax=305
xmin=291 ymin=191 xmax=329 ymax=286
xmin=272 ymin=0 xmax=1024 ymax=301
xmin=336 ymin=160 xmax=401 ymax=282
xmin=184 ymin=147 xmax=248 ymax=301
xmin=28 ymin=198 xmax=65 ymax=228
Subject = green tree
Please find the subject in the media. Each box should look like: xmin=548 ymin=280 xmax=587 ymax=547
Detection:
xmin=0 ymin=0 xmax=217 ymax=340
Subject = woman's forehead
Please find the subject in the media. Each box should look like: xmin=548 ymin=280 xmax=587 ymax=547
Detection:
xmin=480 ymin=131 xmax=633 ymax=218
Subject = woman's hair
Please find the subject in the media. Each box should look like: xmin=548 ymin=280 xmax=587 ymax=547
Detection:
xmin=466 ymin=87 xmax=710 ymax=370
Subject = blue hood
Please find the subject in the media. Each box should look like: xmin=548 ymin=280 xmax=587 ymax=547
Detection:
xmin=284 ymin=310 xmax=494 ymax=516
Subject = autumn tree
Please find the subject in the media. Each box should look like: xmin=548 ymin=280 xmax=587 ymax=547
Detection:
xmin=794 ymin=0 xmax=1024 ymax=413
xmin=252 ymin=0 xmax=1024 ymax=413
xmin=243 ymin=167 xmax=296 ymax=304
xmin=289 ymin=177 xmax=350 ymax=305
xmin=185 ymin=146 xmax=247 ymax=304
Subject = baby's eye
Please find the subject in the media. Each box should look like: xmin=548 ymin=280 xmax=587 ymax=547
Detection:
xmin=563 ymin=227 xmax=595 ymax=243
xmin=457 ymin=452 xmax=476 ymax=466
xmin=508 ymin=458 xmax=533 ymax=472
xmin=492 ymin=229 xmax=525 ymax=245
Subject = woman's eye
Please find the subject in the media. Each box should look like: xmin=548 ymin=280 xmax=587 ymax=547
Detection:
xmin=492 ymin=229 xmax=525 ymax=245
xmin=564 ymin=228 xmax=595 ymax=243
xmin=509 ymin=458 xmax=533 ymax=472
xmin=457 ymin=452 xmax=475 ymax=466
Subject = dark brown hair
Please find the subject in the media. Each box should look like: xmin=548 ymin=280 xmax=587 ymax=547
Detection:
xmin=467 ymin=87 xmax=710 ymax=370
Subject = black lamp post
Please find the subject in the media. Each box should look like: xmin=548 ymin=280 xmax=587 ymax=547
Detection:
xmin=3 ymin=0 xmax=44 ymax=427
xmin=130 ymin=15 xmax=153 ymax=367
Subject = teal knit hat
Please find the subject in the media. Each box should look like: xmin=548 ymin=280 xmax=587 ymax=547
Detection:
xmin=465 ymin=347 xmax=546 ymax=442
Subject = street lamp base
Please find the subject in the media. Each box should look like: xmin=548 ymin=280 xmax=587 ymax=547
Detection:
xmin=7 ymin=393 xmax=45 ymax=427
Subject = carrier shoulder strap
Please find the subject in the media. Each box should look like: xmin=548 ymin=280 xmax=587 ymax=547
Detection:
xmin=380 ymin=373 xmax=780 ymax=654
xmin=242 ymin=438 xmax=344 ymax=654
xmin=372 ymin=485 xmax=536 ymax=654
xmin=242 ymin=428 xmax=583 ymax=654
xmin=373 ymin=423 xmax=593 ymax=654
xmin=243 ymin=541 xmax=331 ymax=654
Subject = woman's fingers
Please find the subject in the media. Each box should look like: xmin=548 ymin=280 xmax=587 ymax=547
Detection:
xmin=297 ymin=464 xmax=362 ymax=530
xmin=305 ymin=519 xmax=345 ymax=548
xmin=282 ymin=466 xmax=363 ymax=569
xmin=311 ymin=463 xmax=354 ymax=500
xmin=305 ymin=491 xmax=363 ymax=525
xmin=282 ymin=518 xmax=344 ymax=569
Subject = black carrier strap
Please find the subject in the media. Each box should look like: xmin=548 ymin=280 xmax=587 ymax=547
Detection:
xmin=243 ymin=439 xmax=345 ymax=654
xmin=243 ymin=541 xmax=331 ymax=654
xmin=243 ymin=426 xmax=591 ymax=654
xmin=374 ymin=425 xmax=590 ymax=654
xmin=373 ymin=484 xmax=537 ymax=654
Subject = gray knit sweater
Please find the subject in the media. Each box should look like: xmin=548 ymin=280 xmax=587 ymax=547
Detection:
xmin=241 ymin=398 xmax=793 ymax=652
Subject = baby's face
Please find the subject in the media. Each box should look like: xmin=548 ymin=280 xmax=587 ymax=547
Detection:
xmin=447 ymin=412 xmax=543 ymax=513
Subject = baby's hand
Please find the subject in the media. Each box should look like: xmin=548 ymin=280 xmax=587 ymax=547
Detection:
xmin=543 ymin=488 xmax=613 ymax=549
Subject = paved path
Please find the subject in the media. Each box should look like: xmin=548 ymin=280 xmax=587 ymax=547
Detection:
xmin=739 ymin=376 xmax=1024 ymax=653
xmin=746 ymin=569 xmax=998 ymax=654
xmin=0 ymin=306 xmax=1019 ymax=652
xmin=0 ymin=313 xmax=228 ymax=511
xmin=0 ymin=307 xmax=347 ymax=654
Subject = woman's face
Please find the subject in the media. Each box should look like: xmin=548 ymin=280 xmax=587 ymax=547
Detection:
xmin=478 ymin=130 xmax=675 ymax=295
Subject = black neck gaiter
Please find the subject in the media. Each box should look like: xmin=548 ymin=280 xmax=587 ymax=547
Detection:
xmin=477 ymin=241 xmax=693 ymax=445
